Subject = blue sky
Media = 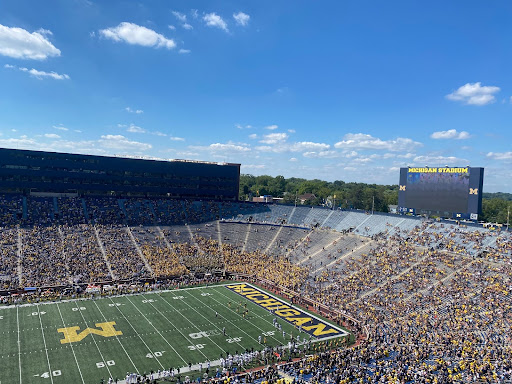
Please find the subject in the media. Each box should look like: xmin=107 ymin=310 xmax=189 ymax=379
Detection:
xmin=1 ymin=1 xmax=512 ymax=192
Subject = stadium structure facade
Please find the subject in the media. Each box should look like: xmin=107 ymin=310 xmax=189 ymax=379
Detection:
xmin=0 ymin=148 xmax=240 ymax=200
xmin=398 ymin=166 xmax=484 ymax=220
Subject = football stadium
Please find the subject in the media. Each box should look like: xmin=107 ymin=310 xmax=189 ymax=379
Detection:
xmin=0 ymin=149 xmax=511 ymax=384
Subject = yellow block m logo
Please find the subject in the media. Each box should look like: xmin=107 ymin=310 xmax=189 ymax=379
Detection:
xmin=58 ymin=321 xmax=122 ymax=344
xmin=399 ymin=185 xmax=406 ymax=191
xmin=469 ymin=188 xmax=478 ymax=195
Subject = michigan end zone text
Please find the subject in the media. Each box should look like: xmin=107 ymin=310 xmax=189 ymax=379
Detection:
xmin=225 ymin=283 xmax=348 ymax=340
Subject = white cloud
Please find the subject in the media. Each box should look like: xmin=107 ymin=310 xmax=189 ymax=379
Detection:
xmin=265 ymin=124 xmax=278 ymax=130
xmin=125 ymin=107 xmax=143 ymax=114
xmin=249 ymin=134 xmax=258 ymax=139
xmin=99 ymin=134 xmax=152 ymax=151
xmin=0 ymin=24 xmax=61 ymax=60
xmin=44 ymin=133 xmax=60 ymax=139
xmin=126 ymin=124 xmax=145 ymax=133
xmin=242 ymin=164 xmax=266 ymax=170
xmin=179 ymin=49 xmax=191 ymax=54
xmin=172 ymin=11 xmax=187 ymax=22
xmin=334 ymin=133 xmax=422 ymax=152
xmin=36 ymin=28 xmax=53 ymax=36
xmin=397 ymin=152 xmax=415 ymax=159
xmin=288 ymin=129 xmax=296 ymax=133
xmin=183 ymin=23 xmax=193 ymax=30
xmin=289 ymin=158 xmax=298 ymax=162
xmin=303 ymin=150 xmax=338 ymax=158
xmin=52 ymin=125 xmax=68 ymax=131
xmin=208 ymin=143 xmax=250 ymax=152
xmin=486 ymin=152 xmax=512 ymax=161
xmin=291 ymin=142 xmax=330 ymax=152
xmin=412 ymin=155 xmax=468 ymax=165
xmin=4 ymin=64 xmax=14 ymax=68
xmin=259 ymin=132 xmax=288 ymax=144
xmin=191 ymin=9 xmax=199 ymax=19
xmin=152 ymin=131 xmax=167 ymax=137
xmin=168 ymin=25 xmax=176 ymax=30
xmin=233 ymin=12 xmax=250 ymax=27
xmin=99 ymin=22 xmax=176 ymax=49
xmin=430 ymin=129 xmax=471 ymax=140
xmin=203 ymin=13 xmax=228 ymax=32
xmin=446 ymin=82 xmax=500 ymax=106
xmin=18 ymin=67 xmax=70 ymax=80
xmin=188 ymin=142 xmax=251 ymax=156
xmin=343 ymin=150 xmax=358 ymax=158
xmin=169 ymin=136 xmax=185 ymax=141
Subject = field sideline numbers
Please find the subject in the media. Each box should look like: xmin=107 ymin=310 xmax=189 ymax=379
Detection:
xmin=29 ymin=311 xmax=46 ymax=316
xmin=72 ymin=307 xmax=86 ymax=311
xmin=35 ymin=370 xmax=61 ymax=378
xmin=146 ymin=351 xmax=165 ymax=358
xmin=188 ymin=344 xmax=205 ymax=350
xmin=96 ymin=360 xmax=115 ymax=368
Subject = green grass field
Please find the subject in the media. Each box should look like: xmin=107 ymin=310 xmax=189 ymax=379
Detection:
xmin=0 ymin=283 xmax=350 ymax=384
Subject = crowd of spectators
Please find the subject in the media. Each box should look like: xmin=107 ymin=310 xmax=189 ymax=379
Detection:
xmin=0 ymin=194 xmax=511 ymax=382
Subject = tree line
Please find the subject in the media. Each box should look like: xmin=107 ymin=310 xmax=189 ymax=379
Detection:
xmin=239 ymin=174 xmax=512 ymax=225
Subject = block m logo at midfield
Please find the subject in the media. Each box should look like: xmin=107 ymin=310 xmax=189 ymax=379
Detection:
xmin=57 ymin=321 xmax=122 ymax=344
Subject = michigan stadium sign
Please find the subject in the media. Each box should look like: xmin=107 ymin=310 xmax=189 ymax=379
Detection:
xmin=226 ymin=283 xmax=348 ymax=339
xmin=407 ymin=167 xmax=468 ymax=173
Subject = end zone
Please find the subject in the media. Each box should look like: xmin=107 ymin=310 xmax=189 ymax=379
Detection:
xmin=225 ymin=283 xmax=349 ymax=341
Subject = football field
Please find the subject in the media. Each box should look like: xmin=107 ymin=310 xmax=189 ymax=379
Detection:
xmin=0 ymin=283 xmax=350 ymax=384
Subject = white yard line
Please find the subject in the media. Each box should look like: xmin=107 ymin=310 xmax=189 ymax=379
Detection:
xmin=55 ymin=303 xmax=86 ymax=384
xmin=16 ymin=306 xmax=22 ymax=384
xmin=151 ymin=292 xmax=237 ymax=354
xmin=105 ymin=296 xmax=169 ymax=368
xmin=196 ymin=287 xmax=284 ymax=345
xmin=36 ymin=304 xmax=55 ymax=384
xmin=111 ymin=296 xmax=174 ymax=368
xmin=92 ymin=300 xmax=140 ymax=374
xmin=72 ymin=301 xmax=114 ymax=379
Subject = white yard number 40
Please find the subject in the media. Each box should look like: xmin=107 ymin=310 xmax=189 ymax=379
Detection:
xmin=38 ymin=371 xmax=61 ymax=378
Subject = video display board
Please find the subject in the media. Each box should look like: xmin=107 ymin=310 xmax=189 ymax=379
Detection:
xmin=398 ymin=167 xmax=484 ymax=219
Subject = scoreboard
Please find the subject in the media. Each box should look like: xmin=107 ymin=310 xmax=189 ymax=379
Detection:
xmin=398 ymin=167 xmax=484 ymax=220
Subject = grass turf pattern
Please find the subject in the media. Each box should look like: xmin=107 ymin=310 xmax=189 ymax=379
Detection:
xmin=0 ymin=284 xmax=350 ymax=384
